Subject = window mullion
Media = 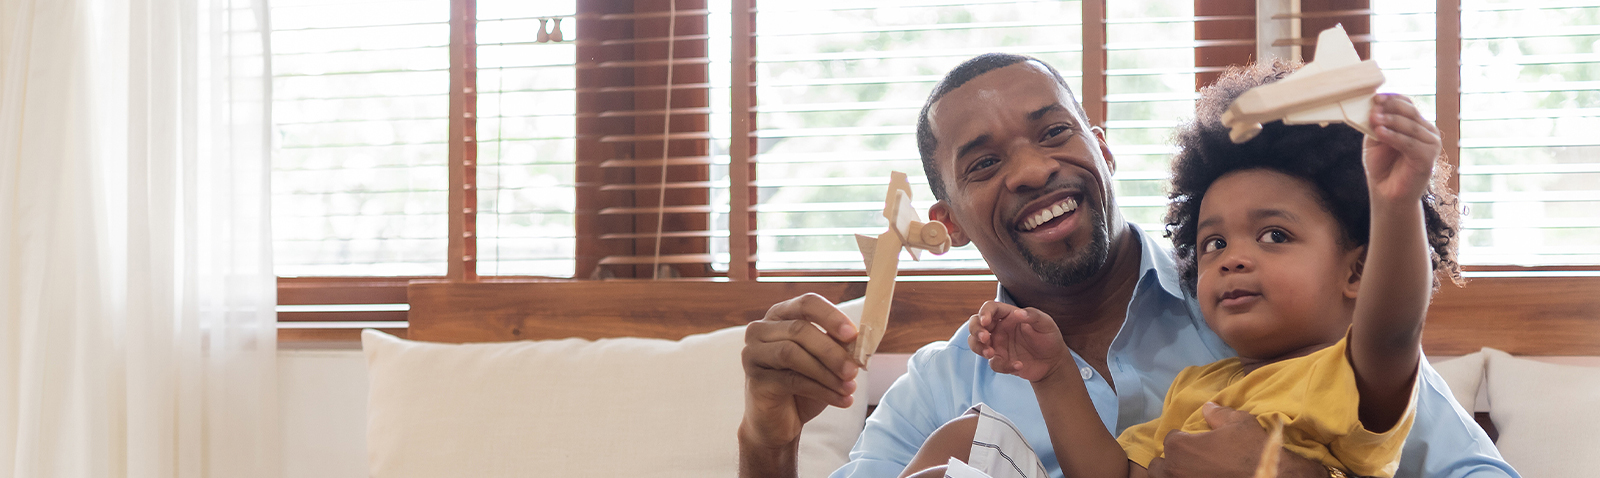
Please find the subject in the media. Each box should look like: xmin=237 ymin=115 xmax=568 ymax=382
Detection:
xmin=1437 ymin=0 xmax=1462 ymax=195
xmin=449 ymin=0 xmax=479 ymax=282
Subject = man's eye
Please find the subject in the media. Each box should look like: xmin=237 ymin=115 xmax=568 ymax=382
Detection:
xmin=1042 ymin=125 xmax=1073 ymax=143
xmin=1202 ymin=238 xmax=1226 ymax=253
xmin=1258 ymin=230 xmax=1289 ymax=244
xmin=969 ymin=157 xmax=1000 ymax=173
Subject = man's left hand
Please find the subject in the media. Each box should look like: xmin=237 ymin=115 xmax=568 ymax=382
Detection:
xmin=1145 ymin=402 xmax=1326 ymax=478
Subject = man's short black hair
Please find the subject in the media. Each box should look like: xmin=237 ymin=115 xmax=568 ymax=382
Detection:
xmin=1163 ymin=59 xmax=1464 ymax=293
xmin=916 ymin=53 xmax=1079 ymax=200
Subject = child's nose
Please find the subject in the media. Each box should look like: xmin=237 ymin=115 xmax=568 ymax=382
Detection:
xmin=1219 ymin=255 xmax=1252 ymax=273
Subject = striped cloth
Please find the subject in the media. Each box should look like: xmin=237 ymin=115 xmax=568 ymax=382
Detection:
xmin=953 ymin=403 xmax=1050 ymax=478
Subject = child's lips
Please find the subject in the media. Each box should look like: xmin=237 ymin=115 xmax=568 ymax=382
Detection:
xmin=1218 ymin=289 xmax=1261 ymax=309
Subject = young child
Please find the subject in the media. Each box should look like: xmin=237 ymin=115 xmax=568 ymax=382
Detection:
xmin=939 ymin=60 xmax=1463 ymax=478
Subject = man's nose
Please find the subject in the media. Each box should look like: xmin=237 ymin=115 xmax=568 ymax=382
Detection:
xmin=1003 ymin=146 xmax=1057 ymax=192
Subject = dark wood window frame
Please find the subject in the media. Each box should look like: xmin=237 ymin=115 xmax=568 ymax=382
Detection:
xmin=278 ymin=0 xmax=1600 ymax=355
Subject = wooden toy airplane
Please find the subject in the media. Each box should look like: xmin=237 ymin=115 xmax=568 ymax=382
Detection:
xmin=846 ymin=172 xmax=952 ymax=368
xmin=1221 ymin=24 xmax=1386 ymax=143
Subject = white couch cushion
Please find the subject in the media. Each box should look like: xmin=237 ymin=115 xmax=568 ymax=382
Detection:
xmin=1484 ymin=347 xmax=1600 ymax=477
xmin=1429 ymin=351 xmax=1486 ymax=413
xmin=363 ymin=326 xmax=866 ymax=478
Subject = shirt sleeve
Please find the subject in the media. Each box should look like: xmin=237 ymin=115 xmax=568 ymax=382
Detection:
xmin=830 ymin=341 xmax=969 ymax=478
xmin=1327 ymin=360 xmax=1419 ymax=478
xmin=1396 ymin=360 xmax=1521 ymax=478
xmin=1115 ymin=417 xmax=1163 ymax=469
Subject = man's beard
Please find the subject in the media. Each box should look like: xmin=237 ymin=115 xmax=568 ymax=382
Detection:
xmin=1009 ymin=203 xmax=1110 ymax=287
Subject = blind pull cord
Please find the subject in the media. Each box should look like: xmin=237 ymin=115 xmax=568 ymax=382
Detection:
xmin=651 ymin=0 xmax=678 ymax=279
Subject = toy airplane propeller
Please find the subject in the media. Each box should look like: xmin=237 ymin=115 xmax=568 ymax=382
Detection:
xmin=1222 ymin=24 xmax=1386 ymax=143
xmin=846 ymin=172 xmax=952 ymax=368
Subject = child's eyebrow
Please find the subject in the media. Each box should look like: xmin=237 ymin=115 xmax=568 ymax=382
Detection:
xmin=1248 ymin=208 xmax=1301 ymax=224
xmin=1194 ymin=208 xmax=1300 ymax=234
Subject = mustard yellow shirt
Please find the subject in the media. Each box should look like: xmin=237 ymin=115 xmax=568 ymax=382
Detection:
xmin=1116 ymin=335 xmax=1419 ymax=477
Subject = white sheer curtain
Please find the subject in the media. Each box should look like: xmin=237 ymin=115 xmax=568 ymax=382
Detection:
xmin=0 ymin=0 xmax=278 ymax=476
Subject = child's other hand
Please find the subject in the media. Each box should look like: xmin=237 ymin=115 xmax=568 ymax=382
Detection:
xmin=1364 ymin=93 xmax=1442 ymax=203
xmin=966 ymin=301 xmax=1071 ymax=382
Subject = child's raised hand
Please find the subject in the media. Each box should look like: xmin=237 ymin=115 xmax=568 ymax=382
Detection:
xmin=1364 ymin=93 xmax=1442 ymax=203
xmin=966 ymin=301 xmax=1072 ymax=382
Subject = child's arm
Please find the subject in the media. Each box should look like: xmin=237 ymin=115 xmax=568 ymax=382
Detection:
xmin=1349 ymin=93 xmax=1442 ymax=431
xmin=968 ymin=302 xmax=1147 ymax=478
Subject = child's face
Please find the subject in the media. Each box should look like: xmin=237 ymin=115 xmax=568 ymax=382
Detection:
xmin=1194 ymin=168 xmax=1364 ymax=361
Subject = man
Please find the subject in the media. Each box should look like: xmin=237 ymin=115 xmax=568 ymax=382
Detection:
xmin=738 ymin=54 xmax=1513 ymax=478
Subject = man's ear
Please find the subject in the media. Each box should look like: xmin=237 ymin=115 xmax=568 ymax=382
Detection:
xmin=1091 ymin=125 xmax=1116 ymax=176
xmin=928 ymin=200 xmax=969 ymax=247
xmin=1344 ymin=246 xmax=1367 ymax=299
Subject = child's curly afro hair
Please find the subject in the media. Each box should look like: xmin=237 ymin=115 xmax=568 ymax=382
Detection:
xmin=1163 ymin=59 xmax=1464 ymax=294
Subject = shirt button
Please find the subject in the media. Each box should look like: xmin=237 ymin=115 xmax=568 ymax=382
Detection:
xmin=1080 ymin=367 xmax=1094 ymax=380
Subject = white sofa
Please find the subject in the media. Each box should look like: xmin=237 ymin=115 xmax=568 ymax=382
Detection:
xmin=361 ymin=306 xmax=1600 ymax=478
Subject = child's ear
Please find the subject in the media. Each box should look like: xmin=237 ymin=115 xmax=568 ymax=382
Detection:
xmin=1344 ymin=246 xmax=1367 ymax=299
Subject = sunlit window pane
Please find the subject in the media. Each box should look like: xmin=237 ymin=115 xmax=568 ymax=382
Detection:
xmin=271 ymin=0 xmax=451 ymax=276
xmin=475 ymin=0 xmax=579 ymax=277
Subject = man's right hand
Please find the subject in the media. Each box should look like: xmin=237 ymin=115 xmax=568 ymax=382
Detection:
xmin=739 ymin=293 xmax=862 ymax=476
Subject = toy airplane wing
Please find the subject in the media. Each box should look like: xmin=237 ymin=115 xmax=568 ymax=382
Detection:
xmin=1221 ymin=24 xmax=1385 ymax=143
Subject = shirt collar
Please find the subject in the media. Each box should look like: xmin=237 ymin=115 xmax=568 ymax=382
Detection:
xmin=995 ymin=223 xmax=1186 ymax=304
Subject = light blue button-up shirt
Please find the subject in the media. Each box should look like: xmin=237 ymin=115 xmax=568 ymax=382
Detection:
xmin=833 ymin=226 xmax=1516 ymax=478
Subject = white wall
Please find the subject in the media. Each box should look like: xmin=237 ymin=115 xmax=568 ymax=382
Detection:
xmin=279 ymin=349 xmax=367 ymax=478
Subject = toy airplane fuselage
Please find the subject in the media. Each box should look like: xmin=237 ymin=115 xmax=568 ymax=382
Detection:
xmin=1221 ymin=24 xmax=1386 ymax=143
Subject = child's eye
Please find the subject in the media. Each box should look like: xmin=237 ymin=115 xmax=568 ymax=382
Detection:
xmin=1257 ymin=230 xmax=1289 ymax=244
xmin=1201 ymin=237 xmax=1226 ymax=253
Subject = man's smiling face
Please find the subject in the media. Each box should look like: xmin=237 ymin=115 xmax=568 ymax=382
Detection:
xmin=927 ymin=61 xmax=1120 ymax=289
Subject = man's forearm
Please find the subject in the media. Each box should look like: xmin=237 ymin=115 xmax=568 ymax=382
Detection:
xmin=739 ymin=425 xmax=801 ymax=478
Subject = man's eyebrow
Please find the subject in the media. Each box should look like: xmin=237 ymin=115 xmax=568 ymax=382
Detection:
xmin=1028 ymin=104 xmax=1066 ymax=122
xmin=955 ymin=134 xmax=992 ymax=162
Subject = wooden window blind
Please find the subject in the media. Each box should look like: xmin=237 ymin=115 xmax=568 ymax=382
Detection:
xmin=574 ymin=0 xmax=724 ymax=280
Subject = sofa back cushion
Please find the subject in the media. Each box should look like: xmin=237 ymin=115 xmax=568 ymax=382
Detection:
xmin=363 ymin=325 xmax=866 ymax=478
xmin=1484 ymin=347 xmax=1600 ymax=477
xmin=1429 ymin=352 xmax=1486 ymax=413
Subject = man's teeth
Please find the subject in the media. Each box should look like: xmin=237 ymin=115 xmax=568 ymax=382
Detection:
xmin=1022 ymin=198 xmax=1079 ymax=231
